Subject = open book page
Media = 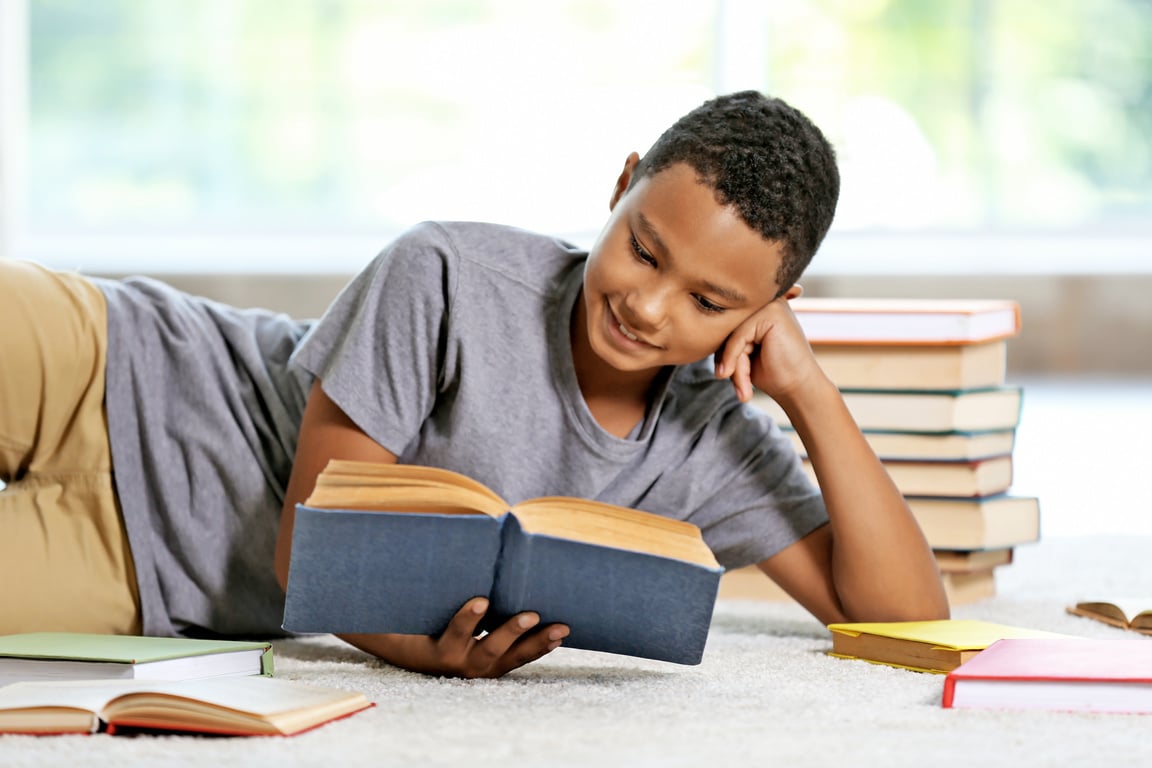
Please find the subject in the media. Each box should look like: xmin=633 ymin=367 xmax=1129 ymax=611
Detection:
xmin=1068 ymin=599 xmax=1152 ymax=629
xmin=0 ymin=677 xmax=370 ymax=735
xmin=306 ymin=460 xmax=717 ymax=566
xmin=307 ymin=460 xmax=509 ymax=516
xmin=511 ymin=497 xmax=718 ymax=567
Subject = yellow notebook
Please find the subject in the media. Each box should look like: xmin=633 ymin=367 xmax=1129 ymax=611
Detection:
xmin=826 ymin=619 xmax=1073 ymax=674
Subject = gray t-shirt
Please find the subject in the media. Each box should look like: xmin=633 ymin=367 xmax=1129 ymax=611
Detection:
xmin=99 ymin=278 xmax=314 ymax=638
xmin=100 ymin=221 xmax=826 ymax=639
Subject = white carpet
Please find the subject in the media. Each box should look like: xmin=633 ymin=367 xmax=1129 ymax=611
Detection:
xmin=1 ymin=534 xmax=1149 ymax=768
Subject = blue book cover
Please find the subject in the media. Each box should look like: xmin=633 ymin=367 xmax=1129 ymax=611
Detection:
xmin=282 ymin=507 xmax=503 ymax=635
xmin=282 ymin=476 xmax=723 ymax=665
xmin=490 ymin=515 xmax=720 ymax=664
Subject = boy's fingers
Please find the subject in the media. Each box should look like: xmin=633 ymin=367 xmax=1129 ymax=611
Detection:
xmin=494 ymin=623 xmax=570 ymax=676
xmin=734 ymin=350 xmax=753 ymax=402
xmin=438 ymin=597 xmax=489 ymax=648
xmin=715 ymin=332 xmax=753 ymax=380
xmin=476 ymin=611 xmax=541 ymax=661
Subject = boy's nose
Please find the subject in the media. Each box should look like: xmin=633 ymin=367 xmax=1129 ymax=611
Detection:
xmin=625 ymin=283 xmax=669 ymax=332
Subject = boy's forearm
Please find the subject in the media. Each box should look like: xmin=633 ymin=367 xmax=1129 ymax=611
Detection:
xmin=776 ymin=376 xmax=950 ymax=621
xmin=340 ymin=632 xmax=440 ymax=674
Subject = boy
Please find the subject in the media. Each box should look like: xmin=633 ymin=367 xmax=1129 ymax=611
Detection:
xmin=0 ymin=91 xmax=948 ymax=677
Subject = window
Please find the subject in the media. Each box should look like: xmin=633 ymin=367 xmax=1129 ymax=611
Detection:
xmin=3 ymin=0 xmax=1150 ymax=273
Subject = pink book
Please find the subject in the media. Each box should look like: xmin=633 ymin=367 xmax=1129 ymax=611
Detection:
xmin=942 ymin=638 xmax=1152 ymax=714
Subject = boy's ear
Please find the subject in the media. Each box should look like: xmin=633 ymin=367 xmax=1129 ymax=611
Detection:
xmin=782 ymin=284 xmax=804 ymax=300
xmin=609 ymin=152 xmax=642 ymax=211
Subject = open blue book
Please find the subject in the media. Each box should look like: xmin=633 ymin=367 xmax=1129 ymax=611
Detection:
xmin=282 ymin=461 xmax=724 ymax=665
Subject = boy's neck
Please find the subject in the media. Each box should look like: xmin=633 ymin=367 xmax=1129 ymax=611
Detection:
xmin=570 ymin=292 xmax=666 ymax=438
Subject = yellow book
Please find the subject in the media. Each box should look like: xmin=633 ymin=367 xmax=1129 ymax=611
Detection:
xmin=826 ymin=619 xmax=1073 ymax=674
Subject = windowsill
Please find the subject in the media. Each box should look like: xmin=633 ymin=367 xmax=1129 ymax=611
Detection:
xmin=6 ymin=230 xmax=1152 ymax=276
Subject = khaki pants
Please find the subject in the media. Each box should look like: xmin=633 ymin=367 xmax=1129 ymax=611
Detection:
xmin=0 ymin=260 xmax=141 ymax=634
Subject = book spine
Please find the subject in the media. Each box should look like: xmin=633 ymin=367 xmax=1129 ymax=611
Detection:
xmin=486 ymin=514 xmax=533 ymax=629
xmin=941 ymin=674 xmax=959 ymax=708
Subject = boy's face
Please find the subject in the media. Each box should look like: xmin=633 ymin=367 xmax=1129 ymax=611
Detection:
xmin=581 ymin=156 xmax=786 ymax=375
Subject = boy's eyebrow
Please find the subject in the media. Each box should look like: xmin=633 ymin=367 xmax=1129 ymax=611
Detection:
xmin=636 ymin=212 xmax=748 ymax=305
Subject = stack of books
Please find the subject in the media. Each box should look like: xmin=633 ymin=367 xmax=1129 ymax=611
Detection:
xmin=728 ymin=298 xmax=1040 ymax=605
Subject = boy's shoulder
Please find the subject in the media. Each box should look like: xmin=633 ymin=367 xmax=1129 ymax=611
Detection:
xmin=388 ymin=221 xmax=587 ymax=299
xmin=404 ymin=221 xmax=584 ymax=265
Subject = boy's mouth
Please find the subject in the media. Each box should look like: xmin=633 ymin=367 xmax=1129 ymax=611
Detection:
xmin=618 ymin=321 xmax=640 ymax=342
xmin=606 ymin=303 xmax=661 ymax=350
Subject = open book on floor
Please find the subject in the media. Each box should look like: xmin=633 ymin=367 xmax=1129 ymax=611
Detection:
xmin=0 ymin=633 xmax=273 ymax=687
xmin=1066 ymin=599 xmax=1152 ymax=635
xmin=283 ymin=460 xmax=724 ymax=665
xmin=0 ymin=676 xmax=372 ymax=736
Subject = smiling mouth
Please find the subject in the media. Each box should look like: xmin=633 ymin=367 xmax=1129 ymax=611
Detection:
xmin=608 ymin=304 xmax=660 ymax=349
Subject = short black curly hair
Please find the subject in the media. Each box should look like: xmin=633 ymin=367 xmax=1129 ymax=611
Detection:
xmin=630 ymin=91 xmax=839 ymax=297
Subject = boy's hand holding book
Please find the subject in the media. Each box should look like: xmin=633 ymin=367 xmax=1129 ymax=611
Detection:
xmin=341 ymin=596 xmax=569 ymax=679
xmin=283 ymin=461 xmax=723 ymax=669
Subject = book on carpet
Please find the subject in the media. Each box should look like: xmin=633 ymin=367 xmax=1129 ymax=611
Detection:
xmin=717 ymin=565 xmax=999 ymax=606
xmin=0 ymin=633 xmax=273 ymax=687
xmin=933 ymin=547 xmax=1014 ymax=573
xmin=1066 ymin=599 xmax=1152 ymax=635
xmin=791 ymin=297 xmax=1022 ymax=345
xmin=938 ymin=569 xmax=999 ymax=605
xmin=799 ymin=455 xmax=1013 ymax=498
xmin=783 ymin=427 xmax=1016 ymax=463
xmin=0 ymin=676 xmax=372 ymax=736
xmin=811 ymin=340 xmax=1008 ymax=391
xmin=283 ymin=460 xmax=723 ymax=665
xmin=906 ymin=494 xmax=1040 ymax=550
xmin=942 ymin=638 xmax=1152 ymax=714
xmin=752 ymin=386 xmax=1023 ymax=433
xmin=826 ymin=619 xmax=1071 ymax=674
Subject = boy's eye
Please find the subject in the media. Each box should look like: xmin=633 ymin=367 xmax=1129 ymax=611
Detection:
xmin=629 ymin=234 xmax=657 ymax=266
xmin=693 ymin=295 xmax=726 ymax=314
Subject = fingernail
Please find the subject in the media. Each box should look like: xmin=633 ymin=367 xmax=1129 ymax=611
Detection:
xmin=517 ymin=614 xmax=539 ymax=629
xmin=472 ymin=599 xmax=488 ymax=614
xmin=548 ymin=627 xmax=567 ymax=641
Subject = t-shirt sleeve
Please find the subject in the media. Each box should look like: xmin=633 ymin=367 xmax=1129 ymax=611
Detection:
xmin=289 ymin=222 xmax=456 ymax=456
xmin=682 ymin=403 xmax=828 ymax=569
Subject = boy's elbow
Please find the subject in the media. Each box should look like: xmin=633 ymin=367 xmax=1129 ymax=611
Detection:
xmin=840 ymin=589 xmax=951 ymax=624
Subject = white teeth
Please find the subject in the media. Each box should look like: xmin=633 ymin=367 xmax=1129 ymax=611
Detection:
xmin=619 ymin=322 xmax=639 ymax=342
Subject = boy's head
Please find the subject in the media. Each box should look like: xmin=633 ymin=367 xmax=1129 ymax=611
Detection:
xmin=628 ymin=91 xmax=839 ymax=296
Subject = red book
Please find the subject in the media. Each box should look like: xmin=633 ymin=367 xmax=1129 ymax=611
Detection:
xmin=942 ymin=638 xmax=1152 ymax=714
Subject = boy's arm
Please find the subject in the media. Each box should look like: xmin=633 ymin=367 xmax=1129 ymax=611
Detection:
xmin=716 ymin=292 xmax=950 ymax=624
xmin=277 ymin=381 xmax=568 ymax=677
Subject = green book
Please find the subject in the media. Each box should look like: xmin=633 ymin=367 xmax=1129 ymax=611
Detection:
xmin=0 ymin=633 xmax=274 ymax=686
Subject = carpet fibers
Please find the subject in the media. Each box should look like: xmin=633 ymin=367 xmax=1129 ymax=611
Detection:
xmin=1 ymin=535 xmax=1149 ymax=767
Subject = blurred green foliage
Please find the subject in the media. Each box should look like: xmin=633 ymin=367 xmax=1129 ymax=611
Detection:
xmin=24 ymin=0 xmax=1152 ymax=237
